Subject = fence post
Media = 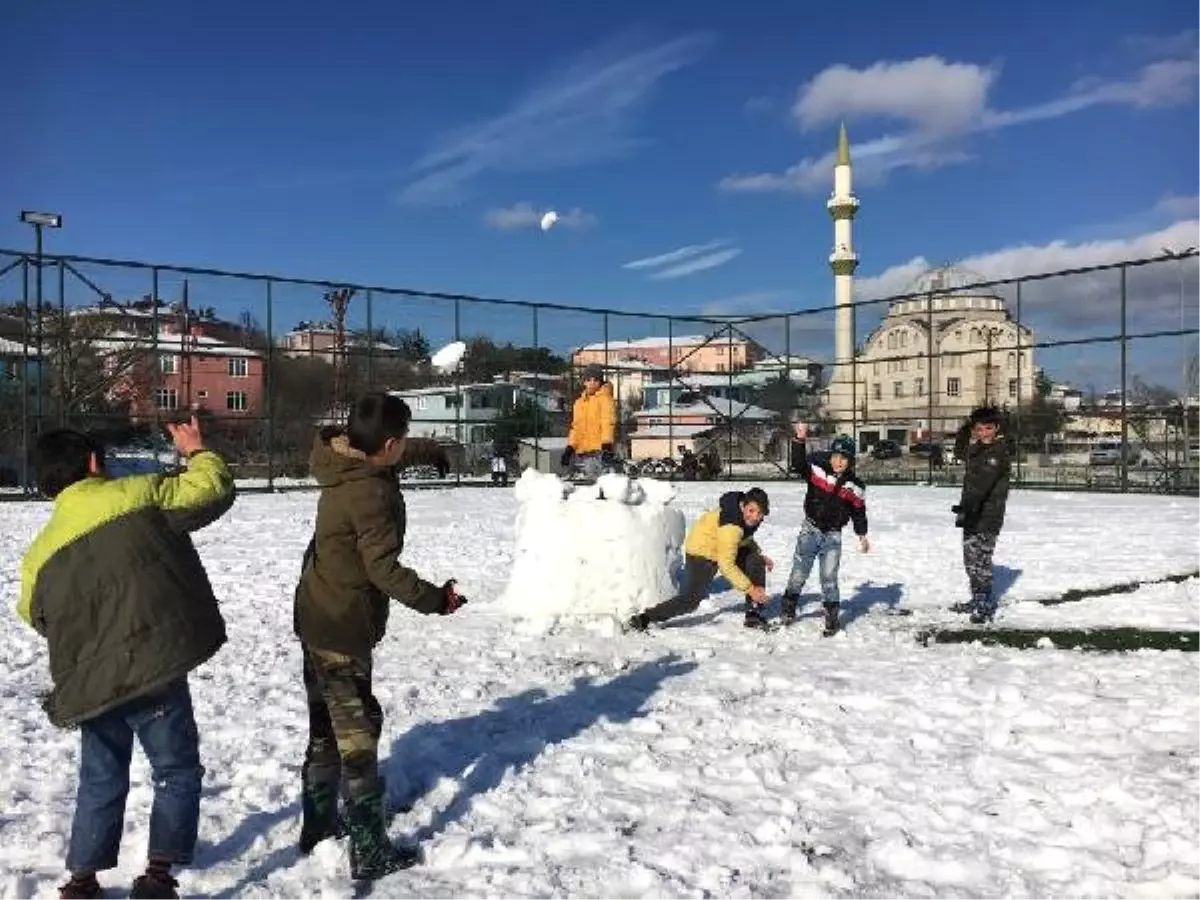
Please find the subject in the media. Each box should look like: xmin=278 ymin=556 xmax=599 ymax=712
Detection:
xmin=365 ymin=289 xmax=374 ymax=390
xmin=1120 ymin=264 xmax=1128 ymax=494
xmin=668 ymin=319 xmax=674 ymax=472
xmin=454 ymin=297 xmax=462 ymax=486
xmin=926 ymin=290 xmax=934 ymax=481
xmin=784 ymin=313 xmax=792 ymax=476
xmin=265 ymin=279 xmax=275 ymax=491
xmin=151 ymin=268 xmax=160 ymax=434
xmin=20 ymin=258 xmax=29 ymax=492
xmin=1014 ymin=280 xmax=1023 ymax=484
xmin=726 ymin=323 xmax=733 ymax=479
xmin=57 ymin=259 xmax=66 ymax=427
xmin=532 ymin=305 xmax=540 ymax=469
xmin=850 ymin=295 xmax=858 ymax=446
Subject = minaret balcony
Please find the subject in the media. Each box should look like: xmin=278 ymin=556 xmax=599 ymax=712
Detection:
xmin=826 ymin=194 xmax=860 ymax=217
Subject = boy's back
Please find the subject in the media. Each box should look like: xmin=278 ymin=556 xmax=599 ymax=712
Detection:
xmin=20 ymin=449 xmax=235 ymax=728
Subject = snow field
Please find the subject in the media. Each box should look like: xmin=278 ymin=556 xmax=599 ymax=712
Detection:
xmin=0 ymin=483 xmax=1196 ymax=898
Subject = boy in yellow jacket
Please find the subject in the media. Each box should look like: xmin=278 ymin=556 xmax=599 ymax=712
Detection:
xmin=627 ymin=488 xmax=773 ymax=631
xmin=561 ymin=365 xmax=617 ymax=480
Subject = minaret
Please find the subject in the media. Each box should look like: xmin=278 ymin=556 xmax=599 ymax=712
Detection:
xmin=825 ymin=122 xmax=859 ymax=429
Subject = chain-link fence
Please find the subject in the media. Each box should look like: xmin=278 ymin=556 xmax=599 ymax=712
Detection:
xmin=1 ymin=247 xmax=1196 ymax=496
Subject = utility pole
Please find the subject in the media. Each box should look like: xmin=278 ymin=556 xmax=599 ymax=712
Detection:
xmin=324 ymin=287 xmax=356 ymax=416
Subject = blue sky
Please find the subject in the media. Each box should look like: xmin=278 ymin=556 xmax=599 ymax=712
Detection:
xmin=2 ymin=0 xmax=1197 ymax=386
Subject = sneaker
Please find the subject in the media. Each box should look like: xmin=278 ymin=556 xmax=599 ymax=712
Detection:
xmin=780 ymin=592 xmax=798 ymax=625
xmin=821 ymin=604 xmax=840 ymax=637
xmin=129 ymin=873 xmax=178 ymax=900
xmin=970 ymin=608 xmax=995 ymax=625
xmin=59 ymin=874 xmax=101 ymax=900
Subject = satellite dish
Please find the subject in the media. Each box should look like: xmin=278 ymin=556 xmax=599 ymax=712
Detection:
xmin=540 ymin=210 xmax=559 ymax=232
xmin=430 ymin=340 xmax=467 ymax=373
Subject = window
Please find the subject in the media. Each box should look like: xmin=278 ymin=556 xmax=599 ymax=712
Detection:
xmin=947 ymin=378 xmax=961 ymax=398
xmin=1008 ymin=379 xmax=1018 ymax=399
xmin=228 ymin=357 xmax=248 ymax=378
xmin=415 ymin=397 xmax=429 ymax=411
xmin=893 ymin=381 xmax=904 ymax=398
xmin=155 ymin=388 xmax=177 ymax=410
xmin=872 ymin=383 xmax=882 ymax=400
xmin=887 ymin=334 xmax=896 ymax=349
xmin=1007 ymin=352 xmax=1016 ymax=369
xmin=915 ymin=377 xmax=925 ymax=397
xmin=873 ymin=362 xmax=880 ymax=375
xmin=226 ymin=391 xmax=248 ymax=412
xmin=917 ymin=357 xmax=925 ymax=370
xmin=197 ymin=390 xmax=209 ymax=400
xmin=159 ymin=354 xmax=177 ymax=375
xmin=900 ymin=332 xmax=908 ymax=348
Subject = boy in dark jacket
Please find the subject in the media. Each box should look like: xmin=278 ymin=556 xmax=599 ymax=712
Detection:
xmin=626 ymin=487 xmax=773 ymax=631
xmin=293 ymin=392 xmax=465 ymax=880
xmin=952 ymin=406 xmax=1012 ymax=624
xmin=781 ymin=424 xmax=870 ymax=636
xmin=19 ymin=417 xmax=235 ymax=900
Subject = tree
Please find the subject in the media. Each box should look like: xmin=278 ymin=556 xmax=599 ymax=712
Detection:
xmin=1128 ymin=375 xmax=1179 ymax=408
xmin=488 ymin=395 xmax=548 ymax=453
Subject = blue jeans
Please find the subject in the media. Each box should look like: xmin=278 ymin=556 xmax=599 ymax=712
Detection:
xmin=67 ymin=678 xmax=204 ymax=873
xmin=785 ymin=520 xmax=843 ymax=606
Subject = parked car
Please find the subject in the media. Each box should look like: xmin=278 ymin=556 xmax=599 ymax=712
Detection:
xmin=1088 ymin=437 xmax=1140 ymax=466
xmin=870 ymin=439 xmax=903 ymax=460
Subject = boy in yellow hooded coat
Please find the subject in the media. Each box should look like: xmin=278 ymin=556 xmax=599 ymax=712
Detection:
xmin=561 ymin=365 xmax=617 ymax=479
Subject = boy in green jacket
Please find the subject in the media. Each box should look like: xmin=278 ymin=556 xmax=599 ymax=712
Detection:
xmin=20 ymin=417 xmax=235 ymax=900
xmin=293 ymin=392 xmax=466 ymax=880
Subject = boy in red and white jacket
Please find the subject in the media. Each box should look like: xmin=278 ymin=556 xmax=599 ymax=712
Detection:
xmin=781 ymin=422 xmax=870 ymax=635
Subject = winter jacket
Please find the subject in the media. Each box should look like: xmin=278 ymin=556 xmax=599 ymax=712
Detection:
xmin=789 ymin=441 xmax=868 ymax=536
xmin=953 ymin=424 xmax=1011 ymax=534
xmin=567 ymin=382 xmax=616 ymax=454
xmin=294 ymin=428 xmax=446 ymax=659
xmin=682 ymin=491 xmax=763 ymax=593
xmin=18 ymin=451 xmax=235 ymax=728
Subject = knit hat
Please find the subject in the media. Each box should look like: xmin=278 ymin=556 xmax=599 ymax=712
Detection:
xmin=829 ymin=434 xmax=856 ymax=460
xmin=581 ymin=364 xmax=604 ymax=382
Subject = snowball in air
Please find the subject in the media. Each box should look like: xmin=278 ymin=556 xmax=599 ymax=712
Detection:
xmin=540 ymin=211 xmax=559 ymax=231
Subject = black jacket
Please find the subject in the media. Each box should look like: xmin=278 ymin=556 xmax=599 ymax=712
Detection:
xmin=954 ymin=424 xmax=1012 ymax=534
xmin=789 ymin=441 xmax=868 ymax=536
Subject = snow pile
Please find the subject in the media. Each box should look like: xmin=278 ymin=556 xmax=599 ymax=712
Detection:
xmin=498 ymin=469 xmax=686 ymax=624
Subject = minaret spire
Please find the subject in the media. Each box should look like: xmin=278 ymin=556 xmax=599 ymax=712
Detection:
xmin=836 ymin=120 xmax=851 ymax=167
xmin=824 ymin=122 xmax=860 ymax=431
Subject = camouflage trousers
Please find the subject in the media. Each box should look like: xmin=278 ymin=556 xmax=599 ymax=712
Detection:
xmin=302 ymin=646 xmax=384 ymax=800
xmin=962 ymin=531 xmax=999 ymax=614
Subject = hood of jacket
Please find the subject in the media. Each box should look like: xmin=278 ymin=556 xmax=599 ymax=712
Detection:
xmin=309 ymin=427 xmax=392 ymax=487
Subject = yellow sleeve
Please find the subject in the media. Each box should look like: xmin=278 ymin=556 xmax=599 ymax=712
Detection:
xmin=714 ymin=524 xmax=752 ymax=593
xmin=599 ymin=392 xmax=616 ymax=445
xmin=17 ymin=551 xmax=37 ymax=627
xmin=145 ymin=449 xmax=234 ymax=510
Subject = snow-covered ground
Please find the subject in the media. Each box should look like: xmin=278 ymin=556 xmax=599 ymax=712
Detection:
xmin=0 ymin=484 xmax=1197 ymax=898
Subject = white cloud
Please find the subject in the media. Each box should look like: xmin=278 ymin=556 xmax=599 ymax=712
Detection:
xmin=721 ymin=44 xmax=1199 ymax=195
xmin=1154 ymin=193 xmax=1200 ymax=220
xmin=483 ymin=202 xmax=596 ymax=231
xmin=622 ymin=240 xmax=742 ymax=280
xmin=398 ymin=30 xmax=712 ymax=206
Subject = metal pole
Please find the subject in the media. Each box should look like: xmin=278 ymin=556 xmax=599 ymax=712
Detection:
xmin=726 ymin=324 xmax=733 ymax=479
xmin=265 ymin=279 xmax=275 ymax=491
xmin=151 ymin=268 xmax=160 ymax=432
xmin=34 ymin=224 xmax=44 ymax=436
xmin=668 ymin=320 xmax=674 ymax=472
xmin=850 ymin=297 xmax=858 ymax=447
xmin=57 ymin=259 xmax=66 ymax=426
xmin=785 ymin=313 xmax=792 ymax=475
xmin=1120 ymin=265 xmax=1128 ymax=493
xmin=604 ymin=312 xmax=612 ymax=457
xmin=1178 ymin=258 xmax=1189 ymax=473
xmin=365 ymin=289 xmax=375 ymax=389
xmin=1015 ymin=281 xmax=1023 ymax=485
xmin=532 ymin=306 xmax=540 ymax=471
xmin=20 ymin=259 xmax=29 ymax=492
xmin=454 ymin=298 xmax=462 ymax=486
xmin=926 ymin=291 xmax=934 ymax=481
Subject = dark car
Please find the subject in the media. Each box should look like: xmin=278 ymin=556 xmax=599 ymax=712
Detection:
xmin=870 ymin=439 xmax=903 ymax=460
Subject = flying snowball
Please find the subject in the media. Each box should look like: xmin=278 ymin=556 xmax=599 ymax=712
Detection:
xmin=540 ymin=210 xmax=559 ymax=231
xmin=430 ymin=340 xmax=467 ymax=373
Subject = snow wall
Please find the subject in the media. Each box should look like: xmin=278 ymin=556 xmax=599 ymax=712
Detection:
xmin=499 ymin=470 xmax=687 ymax=625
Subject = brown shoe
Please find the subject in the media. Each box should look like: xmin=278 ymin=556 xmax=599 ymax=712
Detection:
xmin=59 ymin=873 xmax=101 ymax=899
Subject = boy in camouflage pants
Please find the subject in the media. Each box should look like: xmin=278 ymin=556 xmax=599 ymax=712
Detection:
xmin=952 ymin=406 xmax=1012 ymax=624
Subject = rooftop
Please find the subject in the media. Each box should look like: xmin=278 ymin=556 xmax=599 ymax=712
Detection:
xmin=576 ymin=334 xmax=747 ymax=353
xmin=91 ymin=330 xmax=262 ymax=358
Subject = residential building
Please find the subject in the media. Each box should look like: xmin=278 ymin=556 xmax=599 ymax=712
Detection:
xmin=1047 ymin=382 xmax=1083 ymax=411
xmin=93 ymin=327 xmax=265 ymax=422
xmin=572 ymin=333 xmax=760 ymax=374
xmin=389 ymin=382 xmax=566 ymax=444
xmin=628 ymin=396 xmax=777 ymax=462
xmin=0 ymin=336 xmax=41 ymax=396
xmin=281 ymin=324 xmax=401 ymax=364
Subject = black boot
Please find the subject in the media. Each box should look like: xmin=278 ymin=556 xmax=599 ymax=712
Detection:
xmin=345 ymin=783 xmax=421 ymax=880
xmin=822 ymin=603 xmax=840 ymax=637
xmin=299 ymin=766 xmax=344 ymax=855
xmin=625 ymin=612 xmax=649 ymax=632
xmin=744 ymin=605 xmax=768 ymax=629
xmin=780 ymin=592 xmax=798 ymax=625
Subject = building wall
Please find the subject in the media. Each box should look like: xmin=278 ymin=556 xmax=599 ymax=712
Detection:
xmin=573 ymin=339 xmax=754 ymax=374
xmin=131 ymin=352 xmax=265 ymax=419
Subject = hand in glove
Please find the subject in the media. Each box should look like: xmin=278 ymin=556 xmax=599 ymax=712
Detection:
xmin=561 ymin=446 xmax=575 ymax=467
xmin=440 ymin=579 xmax=467 ymax=614
xmin=951 ymin=504 xmax=969 ymax=529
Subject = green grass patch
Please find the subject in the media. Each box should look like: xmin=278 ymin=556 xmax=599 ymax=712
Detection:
xmin=919 ymin=627 xmax=1198 ymax=653
xmin=1041 ymin=571 xmax=1198 ymax=606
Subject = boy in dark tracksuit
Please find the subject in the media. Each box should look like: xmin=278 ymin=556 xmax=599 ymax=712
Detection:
xmin=294 ymin=393 xmax=466 ymax=880
xmin=781 ymin=428 xmax=870 ymax=636
xmin=952 ymin=406 xmax=1012 ymax=624
xmin=19 ymin=418 xmax=235 ymax=900
xmin=627 ymin=488 xmax=773 ymax=631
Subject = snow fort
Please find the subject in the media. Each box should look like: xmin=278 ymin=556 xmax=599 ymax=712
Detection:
xmin=499 ymin=469 xmax=686 ymax=624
